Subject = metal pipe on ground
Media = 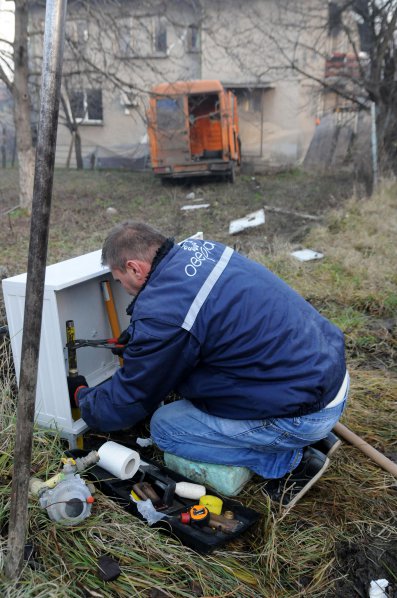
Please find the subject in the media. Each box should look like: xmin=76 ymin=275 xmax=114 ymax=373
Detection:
xmin=5 ymin=0 xmax=68 ymax=579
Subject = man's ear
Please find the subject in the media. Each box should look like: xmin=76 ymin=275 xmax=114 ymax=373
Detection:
xmin=125 ymin=259 xmax=150 ymax=279
xmin=125 ymin=259 xmax=140 ymax=276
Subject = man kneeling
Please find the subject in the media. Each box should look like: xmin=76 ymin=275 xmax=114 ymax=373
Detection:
xmin=69 ymin=221 xmax=348 ymax=509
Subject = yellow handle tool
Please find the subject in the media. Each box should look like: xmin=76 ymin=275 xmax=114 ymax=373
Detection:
xmin=100 ymin=280 xmax=123 ymax=366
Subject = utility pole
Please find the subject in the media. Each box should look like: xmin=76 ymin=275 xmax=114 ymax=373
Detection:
xmin=5 ymin=0 xmax=68 ymax=579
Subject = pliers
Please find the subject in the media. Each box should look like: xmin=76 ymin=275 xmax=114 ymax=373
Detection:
xmin=66 ymin=338 xmax=124 ymax=350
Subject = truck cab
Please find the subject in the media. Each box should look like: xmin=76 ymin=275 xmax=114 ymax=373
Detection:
xmin=147 ymin=80 xmax=240 ymax=182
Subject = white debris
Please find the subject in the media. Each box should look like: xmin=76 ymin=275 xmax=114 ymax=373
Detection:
xmin=369 ymin=579 xmax=389 ymax=598
xmin=229 ymin=209 xmax=265 ymax=235
xmin=180 ymin=231 xmax=204 ymax=244
xmin=136 ymin=437 xmax=153 ymax=448
xmin=134 ymin=498 xmax=167 ymax=525
xmin=185 ymin=192 xmax=195 ymax=200
xmin=106 ymin=206 xmax=118 ymax=215
xmin=188 ymin=231 xmax=204 ymax=240
xmin=291 ymin=249 xmax=324 ymax=262
xmin=181 ymin=204 xmax=210 ymax=211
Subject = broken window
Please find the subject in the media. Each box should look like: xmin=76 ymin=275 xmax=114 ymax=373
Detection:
xmin=70 ymin=89 xmax=103 ymax=123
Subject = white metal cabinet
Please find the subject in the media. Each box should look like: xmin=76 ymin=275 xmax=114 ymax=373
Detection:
xmin=2 ymin=249 xmax=130 ymax=445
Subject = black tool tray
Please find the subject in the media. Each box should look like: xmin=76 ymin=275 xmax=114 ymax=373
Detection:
xmin=67 ymin=447 xmax=260 ymax=554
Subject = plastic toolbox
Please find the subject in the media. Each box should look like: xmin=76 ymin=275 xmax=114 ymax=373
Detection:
xmin=68 ymin=447 xmax=260 ymax=554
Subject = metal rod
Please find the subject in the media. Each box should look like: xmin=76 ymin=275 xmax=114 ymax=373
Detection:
xmin=65 ymin=318 xmax=84 ymax=449
xmin=66 ymin=319 xmax=78 ymax=375
xmin=5 ymin=0 xmax=68 ymax=579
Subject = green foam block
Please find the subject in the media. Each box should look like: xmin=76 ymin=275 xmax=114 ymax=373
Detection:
xmin=164 ymin=453 xmax=252 ymax=497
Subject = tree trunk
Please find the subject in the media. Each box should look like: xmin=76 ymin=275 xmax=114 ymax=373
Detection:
xmin=1 ymin=124 xmax=6 ymax=168
xmin=377 ymin=100 xmax=397 ymax=173
xmin=16 ymin=147 xmax=35 ymax=208
xmin=13 ymin=0 xmax=35 ymax=212
xmin=12 ymin=137 xmax=17 ymax=167
xmin=74 ymin=130 xmax=84 ymax=169
xmin=66 ymin=132 xmax=74 ymax=168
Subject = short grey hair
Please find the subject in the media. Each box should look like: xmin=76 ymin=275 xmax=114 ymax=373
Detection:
xmin=102 ymin=221 xmax=167 ymax=271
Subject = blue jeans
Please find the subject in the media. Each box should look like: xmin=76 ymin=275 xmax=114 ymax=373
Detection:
xmin=150 ymin=386 xmax=349 ymax=479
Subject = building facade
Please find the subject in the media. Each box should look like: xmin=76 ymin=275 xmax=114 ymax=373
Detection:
xmin=29 ymin=0 xmax=355 ymax=171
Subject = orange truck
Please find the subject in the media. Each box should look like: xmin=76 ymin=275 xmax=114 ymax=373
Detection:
xmin=147 ymin=80 xmax=241 ymax=182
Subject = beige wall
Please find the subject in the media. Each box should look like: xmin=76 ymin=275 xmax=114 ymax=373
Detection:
xmin=201 ymin=0 xmax=327 ymax=166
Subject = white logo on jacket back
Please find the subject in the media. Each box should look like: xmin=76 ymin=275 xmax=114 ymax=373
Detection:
xmin=182 ymin=240 xmax=216 ymax=277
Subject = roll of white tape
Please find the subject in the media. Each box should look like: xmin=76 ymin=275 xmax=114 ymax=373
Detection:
xmin=98 ymin=441 xmax=140 ymax=480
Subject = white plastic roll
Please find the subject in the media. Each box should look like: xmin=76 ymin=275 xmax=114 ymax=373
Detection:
xmin=98 ymin=441 xmax=140 ymax=480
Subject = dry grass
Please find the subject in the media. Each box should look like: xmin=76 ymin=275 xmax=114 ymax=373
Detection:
xmin=253 ymin=183 xmax=397 ymax=309
xmin=0 ymin=171 xmax=396 ymax=597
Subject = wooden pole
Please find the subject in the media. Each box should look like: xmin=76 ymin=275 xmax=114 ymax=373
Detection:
xmin=334 ymin=422 xmax=397 ymax=478
xmin=5 ymin=0 xmax=67 ymax=579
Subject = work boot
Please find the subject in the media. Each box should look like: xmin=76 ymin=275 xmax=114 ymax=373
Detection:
xmin=311 ymin=431 xmax=342 ymax=458
xmin=262 ymin=447 xmax=330 ymax=510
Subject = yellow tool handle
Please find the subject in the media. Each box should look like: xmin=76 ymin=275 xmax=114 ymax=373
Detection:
xmin=101 ymin=280 xmax=123 ymax=366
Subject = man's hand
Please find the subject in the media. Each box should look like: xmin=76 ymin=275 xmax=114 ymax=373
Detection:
xmin=67 ymin=375 xmax=88 ymax=406
xmin=111 ymin=329 xmax=131 ymax=356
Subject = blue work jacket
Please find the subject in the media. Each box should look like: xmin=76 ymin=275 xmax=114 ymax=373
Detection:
xmin=78 ymin=239 xmax=346 ymax=432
